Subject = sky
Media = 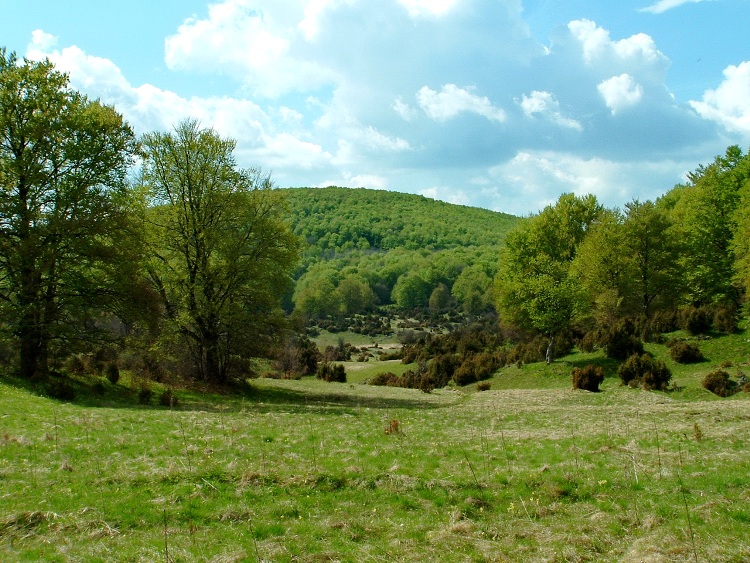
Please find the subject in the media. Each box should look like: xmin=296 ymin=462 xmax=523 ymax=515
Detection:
xmin=3 ymin=0 xmax=750 ymax=215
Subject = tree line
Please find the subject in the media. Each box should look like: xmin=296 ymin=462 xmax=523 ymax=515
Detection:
xmin=0 ymin=50 xmax=298 ymax=384
xmin=496 ymin=148 xmax=750 ymax=365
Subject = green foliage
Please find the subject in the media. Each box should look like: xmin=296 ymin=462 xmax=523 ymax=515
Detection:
xmin=283 ymin=186 xmax=518 ymax=254
xmin=617 ymin=353 xmax=672 ymax=390
xmin=0 ymin=49 xmax=141 ymax=379
xmin=45 ymin=378 xmax=76 ymax=401
xmin=158 ymin=388 xmax=178 ymax=407
xmin=142 ymin=120 xmax=299 ymax=382
xmin=496 ymin=194 xmax=600 ymax=363
xmin=571 ymin=364 xmax=604 ymax=392
xmin=603 ymin=319 xmax=644 ymax=361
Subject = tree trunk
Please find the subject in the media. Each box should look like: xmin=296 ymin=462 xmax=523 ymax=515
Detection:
xmin=545 ymin=333 xmax=555 ymax=365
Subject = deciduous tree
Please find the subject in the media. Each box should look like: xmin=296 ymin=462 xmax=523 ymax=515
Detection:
xmin=142 ymin=120 xmax=298 ymax=382
xmin=0 ymin=50 xmax=140 ymax=379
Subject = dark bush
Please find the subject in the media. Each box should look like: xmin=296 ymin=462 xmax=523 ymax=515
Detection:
xmin=46 ymin=379 xmax=76 ymax=401
xmin=159 ymin=388 xmax=179 ymax=407
xmin=579 ymin=330 xmax=601 ymax=353
xmin=476 ymin=381 xmax=492 ymax=392
xmin=65 ymin=354 xmax=88 ymax=375
xmin=368 ymin=372 xmax=400 ymax=386
xmin=679 ymin=306 xmax=712 ymax=335
xmin=138 ymin=385 xmax=153 ymax=405
xmin=452 ymin=352 xmax=500 ymax=386
xmin=603 ymin=319 xmax=644 ymax=361
xmin=618 ymin=353 xmax=672 ymax=391
xmin=668 ymin=341 xmax=704 ymax=364
xmin=713 ymin=305 xmax=739 ymax=334
xmin=105 ymin=362 xmax=120 ymax=385
xmin=572 ymin=364 xmax=604 ymax=392
xmin=702 ymin=369 xmax=736 ymax=397
xmin=92 ymin=380 xmax=106 ymax=396
xmin=316 ymin=362 xmax=347 ymax=383
xmin=649 ymin=309 xmax=678 ymax=335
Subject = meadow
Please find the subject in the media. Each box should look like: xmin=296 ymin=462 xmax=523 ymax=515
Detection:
xmin=1 ymin=328 xmax=749 ymax=562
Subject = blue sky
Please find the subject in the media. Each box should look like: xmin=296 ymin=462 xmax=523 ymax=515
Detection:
xmin=4 ymin=0 xmax=750 ymax=215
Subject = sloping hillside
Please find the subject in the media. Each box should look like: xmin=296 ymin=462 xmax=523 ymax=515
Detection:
xmin=282 ymin=187 xmax=520 ymax=255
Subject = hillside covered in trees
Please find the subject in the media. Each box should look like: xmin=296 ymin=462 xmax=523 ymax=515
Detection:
xmin=282 ymin=187 xmax=520 ymax=318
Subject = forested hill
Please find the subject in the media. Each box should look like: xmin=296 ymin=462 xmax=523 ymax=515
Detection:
xmin=281 ymin=187 xmax=520 ymax=255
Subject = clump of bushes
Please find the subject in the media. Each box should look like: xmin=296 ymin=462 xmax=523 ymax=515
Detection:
xmin=476 ymin=381 xmax=491 ymax=392
xmin=452 ymin=351 xmax=501 ymax=386
xmin=316 ymin=362 xmax=346 ymax=383
xmin=604 ymin=319 xmax=643 ymax=361
xmin=572 ymin=364 xmax=604 ymax=392
xmin=702 ymin=369 xmax=736 ymax=397
xmin=368 ymin=372 xmax=400 ymax=386
xmin=679 ymin=305 xmax=712 ymax=335
xmin=618 ymin=353 xmax=672 ymax=391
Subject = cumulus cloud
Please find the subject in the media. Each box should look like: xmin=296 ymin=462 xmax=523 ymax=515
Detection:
xmin=519 ymin=90 xmax=582 ymax=130
xmin=164 ymin=0 xmax=336 ymax=97
xmin=567 ymin=19 xmax=667 ymax=72
xmin=639 ymin=0 xmax=706 ymax=14
xmin=416 ymin=84 xmax=506 ymax=123
xmin=690 ymin=61 xmax=750 ymax=136
xmin=597 ymin=74 xmax=644 ymax=114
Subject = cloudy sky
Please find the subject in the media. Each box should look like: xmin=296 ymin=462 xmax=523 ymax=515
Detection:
xmin=5 ymin=0 xmax=750 ymax=215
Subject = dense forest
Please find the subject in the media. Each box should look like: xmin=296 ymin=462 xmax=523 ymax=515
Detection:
xmin=1 ymin=48 xmax=749 ymax=396
xmin=281 ymin=187 xmax=519 ymax=319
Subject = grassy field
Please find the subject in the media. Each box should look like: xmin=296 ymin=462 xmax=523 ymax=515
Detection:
xmin=1 ymin=328 xmax=749 ymax=561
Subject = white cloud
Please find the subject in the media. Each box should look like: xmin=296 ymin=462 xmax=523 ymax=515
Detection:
xmin=639 ymin=0 xmax=706 ymax=14
xmin=487 ymin=151 xmax=691 ymax=215
xmin=567 ymin=19 xmax=667 ymax=69
xmin=164 ymin=0 xmax=336 ymax=97
xmin=690 ymin=61 xmax=750 ymax=136
xmin=393 ymin=97 xmax=419 ymax=121
xmin=397 ymin=0 xmax=461 ymax=17
xmin=519 ymin=90 xmax=582 ymax=130
xmin=598 ymin=74 xmax=644 ymax=114
xmin=417 ymin=84 xmax=506 ymax=123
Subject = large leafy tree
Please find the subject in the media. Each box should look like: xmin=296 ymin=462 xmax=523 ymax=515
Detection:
xmin=496 ymin=193 xmax=601 ymax=363
xmin=0 ymin=50 xmax=140 ymax=379
xmin=670 ymin=146 xmax=749 ymax=305
xmin=142 ymin=120 xmax=298 ymax=383
xmin=574 ymin=200 xmax=682 ymax=336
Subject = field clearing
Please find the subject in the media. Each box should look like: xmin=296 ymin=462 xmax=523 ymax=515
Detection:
xmin=1 ymin=371 xmax=749 ymax=562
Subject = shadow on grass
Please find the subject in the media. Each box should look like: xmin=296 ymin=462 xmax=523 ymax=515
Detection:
xmin=564 ymin=356 xmax=623 ymax=380
xmin=0 ymin=371 xmax=460 ymax=414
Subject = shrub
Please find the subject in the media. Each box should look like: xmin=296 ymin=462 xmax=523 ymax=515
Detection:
xmin=702 ymin=369 xmax=736 ymax=397
xmin=368 ymin=372 xmax=400 ymax=386
xmin=138 ymin=385 xmax=153 ymax=405
xmin=92 ymin=380 xmax=106 ymax=396
xmin=65 ymin=354 xmax=89 ymax=375
xmin=46 ymin=379 xmax=76 ymax=401
xmin=713 ymin=305 xmax=739 ymax=334
xmin=316 ymin=362 xmax=346 ymax=383
xmin=105 ymin=362 xmax=120 ymax=385
xmin=618 ymin=353 xmax=672 ymax=391
xmin=476 ymin=381 xmax=491 ymax=392
xmin=572 ymin=364 xmax=604 ymax=392
xmin=679 ymin=306 xmax=712 ymax=335
xmin=668 ymin=341 xmax=704 ymax=364
xmin=603 ymin=319 xmax=643 ymax=361
xmin=159 ymin=388 xmax=179 ymax=407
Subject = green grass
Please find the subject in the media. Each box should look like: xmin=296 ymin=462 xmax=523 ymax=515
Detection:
xmin=1 ymin=327 xmax=750 ymax=561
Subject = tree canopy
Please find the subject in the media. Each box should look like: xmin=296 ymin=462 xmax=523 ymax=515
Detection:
xmin=0 ymin=49 xmax=140 ymax=379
